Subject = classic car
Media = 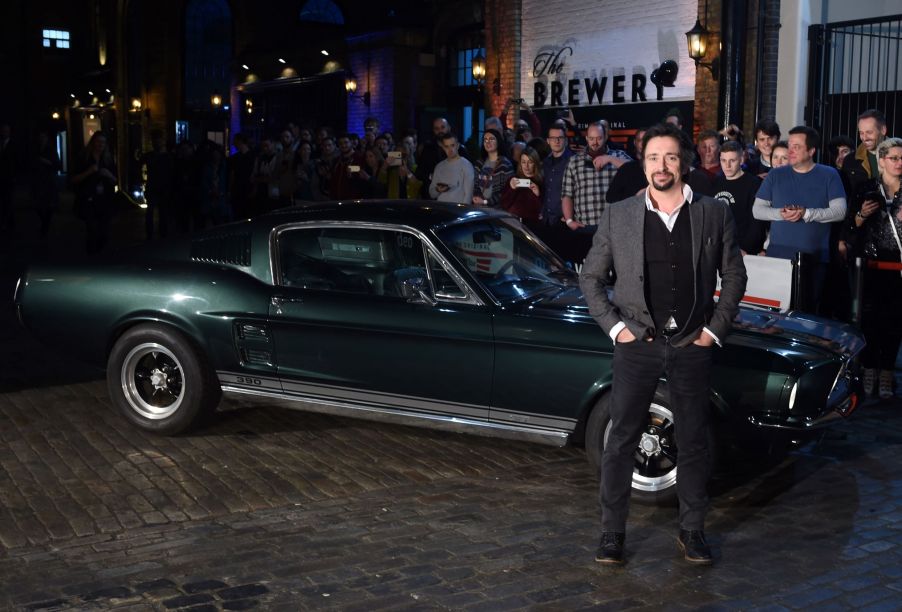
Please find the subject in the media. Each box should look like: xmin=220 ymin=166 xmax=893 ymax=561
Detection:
xmin=14 ymin=200 xmax=865 ymax=504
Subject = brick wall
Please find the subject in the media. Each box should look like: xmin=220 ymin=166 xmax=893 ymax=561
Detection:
xmin=741 ymin=0 xmax=781 ymax=137
xmin=693 ymin=0 xmax=722 ymax=137
xmin=483 ymin=0 xmax=522 ymax=123
xmin=346 ymin=45 xmax=395 ymax=136
xmin=759 ymin=0 xmax=781 ymax=126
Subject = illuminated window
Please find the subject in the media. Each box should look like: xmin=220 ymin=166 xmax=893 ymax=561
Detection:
xmin=42 ymin=29 xmax=71 ymax=49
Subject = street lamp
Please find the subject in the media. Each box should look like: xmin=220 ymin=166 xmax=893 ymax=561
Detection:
xmin=685 ymin=0 xmax=720 ymax=80
xmin=211 ymin=91 xmax=223 ymax=108
xmin=345 ymin=70 xmax=370 ymax=107
xmin=472 ymin=51 xmax=486 ymax=86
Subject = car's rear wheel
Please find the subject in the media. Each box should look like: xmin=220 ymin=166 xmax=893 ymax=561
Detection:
xmin=585 ymin=386 xmax=714 ymax=505
xmin=107 ymin=324 xmax=220 ymax=434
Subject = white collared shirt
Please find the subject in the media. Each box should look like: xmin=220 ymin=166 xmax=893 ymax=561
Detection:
xmin=644 ymin=183 xmax=694 ymax=232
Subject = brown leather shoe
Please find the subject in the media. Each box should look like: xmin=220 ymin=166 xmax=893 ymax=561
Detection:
xmin=678 ymin=529 xmax=713 ymax=565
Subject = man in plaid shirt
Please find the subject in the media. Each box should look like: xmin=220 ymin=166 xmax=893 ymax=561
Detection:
xmin=561 ymin=121 xmax=632 ymax=231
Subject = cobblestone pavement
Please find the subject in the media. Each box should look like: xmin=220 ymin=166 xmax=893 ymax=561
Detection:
xmin=2 ymin=191 xmax=902 ymax=610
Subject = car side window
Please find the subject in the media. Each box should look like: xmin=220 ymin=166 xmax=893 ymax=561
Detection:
xmin=428 ymin=250 xmax=468 ymax=300
xmin=278 ymin=227 xmax=428 ymax=297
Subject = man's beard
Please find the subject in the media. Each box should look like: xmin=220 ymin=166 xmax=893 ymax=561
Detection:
xmin=650 ymin=171 xmax=676 ymax=191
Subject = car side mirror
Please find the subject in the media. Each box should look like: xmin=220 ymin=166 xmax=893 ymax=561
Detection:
xmin=400 ymin=276 xmax=437 ymax=306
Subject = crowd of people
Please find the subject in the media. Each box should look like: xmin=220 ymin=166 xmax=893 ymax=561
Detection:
xmin=1 ymin=99 xmax=898 ymax=398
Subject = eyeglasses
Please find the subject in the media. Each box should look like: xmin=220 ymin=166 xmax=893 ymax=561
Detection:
xmin=546 ymin=136 xmax=565 ymax=141
xmin=884 ymin=155 xmax=902 ymax=163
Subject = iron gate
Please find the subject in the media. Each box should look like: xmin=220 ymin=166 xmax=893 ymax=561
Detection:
xmin=806 ymin=15 xmax=902 ymax=163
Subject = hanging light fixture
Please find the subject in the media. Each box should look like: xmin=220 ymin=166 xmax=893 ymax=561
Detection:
xmin=685 ymin=0 xmax=720 ymax=80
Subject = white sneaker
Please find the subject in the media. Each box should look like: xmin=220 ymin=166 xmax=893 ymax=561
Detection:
xmin=879 ymin=370 xmax=894 ymax=400
xmin=863 ymin=368 xmax=876 ymax=396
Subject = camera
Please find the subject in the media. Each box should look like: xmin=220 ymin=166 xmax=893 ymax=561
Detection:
xmin=513 ymin=178 xmax=532 ymax=188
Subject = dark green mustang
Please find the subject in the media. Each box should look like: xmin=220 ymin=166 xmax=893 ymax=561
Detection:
xmin=15 ymin=201 xmax=864 ymax=503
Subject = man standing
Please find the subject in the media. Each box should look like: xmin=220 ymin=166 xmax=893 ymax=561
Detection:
xmin=416 ymin=117 xmax=470 ymax=199
xmin=746 ymin=120 xmax=781 ymax=177
xmin=842 ymin=109 xmax=887 ymax=195
xmin=696 ymin=130 xmax=721 ymax=180
xmin=753 ymin=126 xmax=847 ymax=305
xmin=331 ymin=133 xmax=366 ymax=200
xmin=428 ymin=133 xmax=474 ymax=204
xmin=561 ymin=121 xmax=631 ymax=232
xmin=714 ymin=141 xmax=767 ymax=255
xmin=539 ymin=124 xmax=573 ymax=226
xmin=580 ymin=122 xmax=747 ymax=566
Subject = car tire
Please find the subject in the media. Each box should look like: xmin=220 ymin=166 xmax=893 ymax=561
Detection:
xmin=107 ymin=324 xmax=221 ymax=435
xmin=585 ymin=385 xmax=715 ymax=506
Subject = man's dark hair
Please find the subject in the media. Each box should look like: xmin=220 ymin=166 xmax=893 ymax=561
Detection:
xmin=337 ymin=133 xmax=352 ymax=142
xmin=641 ymin=122 xmax=696 ymax=175
xmin=439 ymin=132 xmax=458 ymax=144
xmin=788 ymin=125 xmax=820 ymax=151
xmin=753 ymin=120 xmax=781 ymax=139
xmin=858 ymin=108 xmax=886 ymax=128
xmin=664 ymin=108 xmax=683 ymax=124
xmin=547 ymin=124 xmax=566 ymax=137
xmin=720 ymin=140 xmax=744 ymax=155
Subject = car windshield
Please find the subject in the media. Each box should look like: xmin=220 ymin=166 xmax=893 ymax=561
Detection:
xmin=435 ymin=217 xmax=578 ymax=302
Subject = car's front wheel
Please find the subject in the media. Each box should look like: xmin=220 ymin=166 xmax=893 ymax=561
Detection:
xmin=586 ymin=386 xmax=712 ymax=505
xmin=107 ymin=324 xmax=221 ymax=435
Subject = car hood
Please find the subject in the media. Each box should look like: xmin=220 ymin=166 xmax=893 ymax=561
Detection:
xmin=523 ymin=288 xmax=865 ymax=359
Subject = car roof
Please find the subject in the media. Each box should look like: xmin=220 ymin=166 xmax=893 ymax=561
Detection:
xmin=256 ymin=199 xmax=510 ymax=232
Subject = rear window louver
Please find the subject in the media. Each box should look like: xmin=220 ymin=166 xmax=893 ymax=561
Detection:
xmin=191 ymin=233 xmax=252 ymax=266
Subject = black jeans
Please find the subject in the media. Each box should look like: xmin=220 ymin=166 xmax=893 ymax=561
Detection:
xmin=600 ymin=336 xmax=714 ymax=532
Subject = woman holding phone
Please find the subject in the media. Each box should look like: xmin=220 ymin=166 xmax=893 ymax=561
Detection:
xmin=845 ymin=137 xmax=902 ymax=399
xmin=500 ymin=146 xmax=543 ymax=224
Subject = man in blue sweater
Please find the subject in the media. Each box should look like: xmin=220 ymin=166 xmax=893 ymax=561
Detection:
xmin=753 ymin=126 xmax=847 ymax=307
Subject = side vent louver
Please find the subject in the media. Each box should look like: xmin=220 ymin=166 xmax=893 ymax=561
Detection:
xmin=191 ymin=233 xmax=252 ymax=266
xmin=238 ymin=323 xmax=269 ymax=340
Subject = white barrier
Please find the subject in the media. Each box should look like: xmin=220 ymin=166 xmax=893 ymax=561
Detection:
xmin=716 ymin=254 xmax=793 ymax=313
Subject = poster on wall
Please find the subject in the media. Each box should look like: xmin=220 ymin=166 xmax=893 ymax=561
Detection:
xmin=520 ymin=0 xmax=698 ymax=112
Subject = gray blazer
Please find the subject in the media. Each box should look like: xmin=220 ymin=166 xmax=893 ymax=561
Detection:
xmin=579 ymin=191 xmax=748 ymax=348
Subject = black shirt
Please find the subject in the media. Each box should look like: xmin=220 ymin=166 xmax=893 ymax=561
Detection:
xmin=713 ymin=172 xmax=767 ymax=254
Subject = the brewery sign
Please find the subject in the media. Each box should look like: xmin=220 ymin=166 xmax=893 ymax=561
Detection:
xmin=530 ymin=43 xmax=681 ymax=108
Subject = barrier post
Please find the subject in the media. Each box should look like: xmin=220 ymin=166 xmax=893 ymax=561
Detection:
xmin=850 ymin=257 xmax=864 ymax=328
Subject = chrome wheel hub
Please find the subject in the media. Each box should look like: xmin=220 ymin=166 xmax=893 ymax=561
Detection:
xmin=604 ymin=402 xmax=678 ymax=493
xmin=150 ymin=369 xmax=168 ymax=392
xmin=120 ymin=343 xmax=185 ymax=420
xmin=640 ymin=432 xmax=662 ymax=456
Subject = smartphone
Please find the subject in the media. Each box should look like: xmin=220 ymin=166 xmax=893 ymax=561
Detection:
xmin=348 ymin=165 xmax=361 ymax=173
xmin=514 ymin=178 xmax=532 ymax=188
xmin=387 ymin=151 xmax=402 ymax=166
